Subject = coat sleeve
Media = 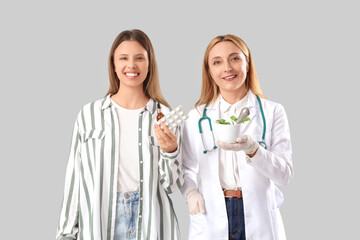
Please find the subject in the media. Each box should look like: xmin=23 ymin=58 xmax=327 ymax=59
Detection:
xmin=158 ymin=126 xmax=185 ymax=194
xmin=248 ymin=104 xmax=294 ymax=186
xmin=180 ymin=110 xmax=199 ymax=197
xmin=56 ymin=112 xmax=82 ymax=240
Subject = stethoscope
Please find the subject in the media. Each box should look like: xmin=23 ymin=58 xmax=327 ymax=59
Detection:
xmin=199 ymin=95 xmax=267 ymax=154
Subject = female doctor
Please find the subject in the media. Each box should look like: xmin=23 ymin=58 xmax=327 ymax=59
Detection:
xmin=181 ymin=34 xmax=293 ymax=240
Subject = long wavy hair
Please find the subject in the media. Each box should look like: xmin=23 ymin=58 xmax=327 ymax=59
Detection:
xmin=105 ymin=29 xmax=169 ymax=107
xmin=196 ymin=34 xmax=265 ymax=108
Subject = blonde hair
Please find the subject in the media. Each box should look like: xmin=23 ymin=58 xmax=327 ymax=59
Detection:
xmin=195 ymin=34 xmax=265 ymax=108
xmin=105 ymin=29 xmax=170 ymax=107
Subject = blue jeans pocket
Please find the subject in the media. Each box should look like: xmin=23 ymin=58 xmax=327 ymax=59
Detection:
xmin=114 ymin=191 xmax=139 ymax=240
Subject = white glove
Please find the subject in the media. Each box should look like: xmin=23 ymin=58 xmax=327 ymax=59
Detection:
xmin=186 ymin=189 xmax=206 ymax=215
xmin=216 ymin=135 xmax=259 ymax=156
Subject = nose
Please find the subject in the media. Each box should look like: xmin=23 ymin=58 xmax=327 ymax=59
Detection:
xmin=224 ymin=60 xmax=232 ymax=72
xmin=127 ymin=59 xmax=137 ymax=69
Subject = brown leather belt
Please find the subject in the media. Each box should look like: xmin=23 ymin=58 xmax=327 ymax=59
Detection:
xmin=224 ymin=189 xmax=242 ymax=199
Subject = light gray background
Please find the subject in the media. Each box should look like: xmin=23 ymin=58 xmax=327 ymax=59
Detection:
xmin=1 ymin=0 xmax=359 ymax=239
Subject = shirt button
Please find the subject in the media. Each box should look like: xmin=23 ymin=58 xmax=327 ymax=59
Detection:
xmin=139 ymin=215 xmax=142 ymax=218
xmin=140 ymin=198 xmax=143 ymax=201
xmin=141 ymin=179 xmax=144 ymax=182
xmin=140 ymin=161 xmax=143 ymax=164
xmin=139 ymin=128 xmax=141 ymax=131
xmin=139 ymin=143 xmax=142 ymax=146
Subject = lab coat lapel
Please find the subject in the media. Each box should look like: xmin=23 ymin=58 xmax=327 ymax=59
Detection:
xmin=206 ymin=98 xmax=221 ymax=125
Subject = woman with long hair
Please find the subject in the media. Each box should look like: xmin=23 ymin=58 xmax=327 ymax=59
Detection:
xmin=56 ymin=29 xmax=183 ymax=240
xmin=181 ymin=34 xmax=293 ymax=240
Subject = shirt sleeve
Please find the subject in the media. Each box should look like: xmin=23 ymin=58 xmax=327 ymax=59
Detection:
xmin=56 ymin=112 xmax=82 ymax=239
xmin=158 ymin=127 xmax=184 ymax=193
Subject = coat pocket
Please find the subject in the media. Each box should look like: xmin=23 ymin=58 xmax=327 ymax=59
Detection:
xmin=81 ymin=129 xmax=106 ymax=143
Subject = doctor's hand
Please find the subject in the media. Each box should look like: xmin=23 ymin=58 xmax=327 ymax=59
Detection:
xmin=154 ymin=122 xmax=178 ymax=153
xmin=216 ymin=135 xmax=259 ymax=157
xmin=186 ymin=189 xmax=206 ymax=215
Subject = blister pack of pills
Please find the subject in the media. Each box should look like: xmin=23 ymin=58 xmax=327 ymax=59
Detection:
xmin=156 ymin=105 xmax=189 ymax=133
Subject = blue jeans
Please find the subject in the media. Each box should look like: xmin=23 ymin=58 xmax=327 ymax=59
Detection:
xmin=225 ymin=197 xmax=246 ymax=240
xmin=114 ymin=191 xmax=139 ymax=240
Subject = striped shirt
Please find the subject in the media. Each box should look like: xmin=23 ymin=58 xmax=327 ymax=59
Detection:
xmin=56 ymin=95 xmax=184 ymax=240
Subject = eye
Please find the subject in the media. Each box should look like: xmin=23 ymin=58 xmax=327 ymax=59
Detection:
xmin=213 ymin=60 xmax=221 ymax=65
xmin=232 ymin=56 xmax=241 ymax=61
xmin=137 ymin=56 xmax=144 ymax=61
xmin=119 ymin=57 xmax=127 ymax=60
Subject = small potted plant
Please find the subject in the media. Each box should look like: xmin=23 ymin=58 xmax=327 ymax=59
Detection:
xmin=213 ymin=115 xmax=250 ymax=143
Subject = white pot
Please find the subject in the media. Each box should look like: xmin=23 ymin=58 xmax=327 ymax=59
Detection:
xmin=213 ymin=122 xmax=241 ymax=143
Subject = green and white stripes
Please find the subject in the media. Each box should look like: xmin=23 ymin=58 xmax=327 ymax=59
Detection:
xmin=56 ymin=96 xmax=183 ymax=240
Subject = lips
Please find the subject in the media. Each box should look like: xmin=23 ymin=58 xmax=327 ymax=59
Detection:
xmin=125 ymin=72 xmax=139 ymax=77
xmin=223 ymin=74 xmax=237 ymax=81
xmin=124 ymin=72 xmax=140 ymax=78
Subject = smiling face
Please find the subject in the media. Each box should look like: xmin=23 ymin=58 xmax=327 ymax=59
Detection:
xmin=113 ymin=40 xmax=149 ymax=90
xmin=208 ymin=41 xmax=249 ymax=97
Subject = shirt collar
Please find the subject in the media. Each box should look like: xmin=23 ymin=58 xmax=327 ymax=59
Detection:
xmin=145 ymin=98 xmax=156 ymax=114
xmin=219 ymin=92 xmax=249 ymax=114
xmin=101 ymin=94 xmax=156 ymax=114
xmin=219 ymin=95 xmax=232 ymax=113
xmin=101 ymin=95 xmax=112 ymax=110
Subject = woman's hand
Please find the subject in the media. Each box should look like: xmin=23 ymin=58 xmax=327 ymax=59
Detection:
xmin=186 ymin=189 xmax=206 ymax=215
xmin=154 ymin=122 xmax=178 ymax=153
xmin=216 ymin=135 xmax=259 ymax=157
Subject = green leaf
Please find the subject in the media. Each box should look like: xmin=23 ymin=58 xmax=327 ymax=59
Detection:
xmin=216 ymin=119 xmax=231 ymax=125
xmin=240 ymin=117 xmax=250 ymax=123
xmin=230 ymin=116 xmax=238 ymax=122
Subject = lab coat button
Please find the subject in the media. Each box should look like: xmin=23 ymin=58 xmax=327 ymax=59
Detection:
xmin=246 ymin=212 xmax=252 ymax=218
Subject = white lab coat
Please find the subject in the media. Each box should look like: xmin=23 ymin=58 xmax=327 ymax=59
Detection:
xmin=181 ymin=91 xmax=293 ymax=240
